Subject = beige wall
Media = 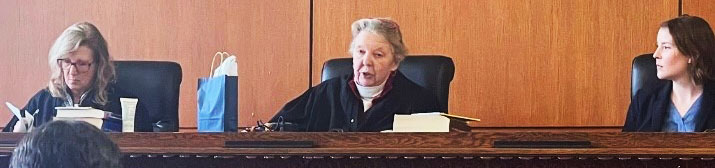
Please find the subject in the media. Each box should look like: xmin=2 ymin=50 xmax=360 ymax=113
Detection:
xmin=313 ymin=0 xmax=678 ymax=127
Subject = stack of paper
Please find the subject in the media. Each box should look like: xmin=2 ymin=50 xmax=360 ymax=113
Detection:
xmin=392 ymin=112 xmax=480 ymax=132
xmin=54 ymin=107 xmax=107 ymax=129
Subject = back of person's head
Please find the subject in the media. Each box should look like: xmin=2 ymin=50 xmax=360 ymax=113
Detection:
xmin=10 ymin=120 xmax=121 ymax=168
xmin=661 ymin=14 xmax=715 ymax=84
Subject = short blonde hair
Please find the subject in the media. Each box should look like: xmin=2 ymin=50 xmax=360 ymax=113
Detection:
xmin=349 ymin=18 xmax=408 ymax=65
xmin=48 ymin=22 xmax=115 ymax=105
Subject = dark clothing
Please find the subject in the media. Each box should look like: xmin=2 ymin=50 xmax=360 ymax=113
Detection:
xmin=3 ymin=86 xmax=141 ymax=132
xmin=270 ymin=71 xmax=443 ymax=132
xmin=623 ymin=81 xmax=715 ymax=132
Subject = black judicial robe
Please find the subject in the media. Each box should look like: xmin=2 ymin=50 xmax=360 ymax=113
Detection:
xmin=270 ymin=71 xmax=443 ymax=132
xmin=3 ymin=85 xmax=145 ymax=132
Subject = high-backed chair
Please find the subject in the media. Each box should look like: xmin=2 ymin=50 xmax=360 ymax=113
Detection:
xmin=114 ymin=61 xmax=182 ymax=132
xmin=321 ymin=55 xmax=455 ymax=111
xmin=631 ymin=53 xmax=667 ymax=99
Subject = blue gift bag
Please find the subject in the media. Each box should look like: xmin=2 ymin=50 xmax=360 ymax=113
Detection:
xmin=197 ymin=75 xmax=238 ymax=132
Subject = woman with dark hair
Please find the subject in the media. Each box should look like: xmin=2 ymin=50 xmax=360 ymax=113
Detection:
xmin=10 ymin=120 xmax=122 ymax=168
xmin=624 ymin=15 xmax=715 ymax=132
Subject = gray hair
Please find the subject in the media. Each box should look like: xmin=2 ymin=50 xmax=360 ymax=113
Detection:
xmin=349 ymin=18 xmax=408 ymax=64
xmin=48 ymin=22 xmax=115 ymax=105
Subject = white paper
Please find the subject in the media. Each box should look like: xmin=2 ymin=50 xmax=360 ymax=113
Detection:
xmin=5 ymin=102 xmax=22 ymax=119
xmin=213 ymin=55 xmax=238 ymax=77
xmin=55 ymin=106 xmax=92 ymax=110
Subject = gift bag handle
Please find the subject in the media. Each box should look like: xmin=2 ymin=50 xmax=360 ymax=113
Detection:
xmin=210 ymin=52 xmax=230 ymax=77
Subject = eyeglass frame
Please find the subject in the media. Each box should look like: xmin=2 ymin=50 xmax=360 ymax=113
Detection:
xmin=56 ymin=58 xmax=94 ymax=73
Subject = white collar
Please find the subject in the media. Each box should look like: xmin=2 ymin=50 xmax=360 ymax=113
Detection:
xmin=355 ymin=79 xmax=387 ymax=99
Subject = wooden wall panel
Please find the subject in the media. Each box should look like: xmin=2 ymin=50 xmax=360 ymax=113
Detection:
xmin=313 ymin=0 xmax=678 ymax=127
xmin=683 ymin=0 xmax=715 ymax=33
xmin=0 ymin=0 xmax=310 ymax=129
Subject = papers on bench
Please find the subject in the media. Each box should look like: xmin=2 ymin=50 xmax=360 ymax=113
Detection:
xmin=6 ymin=102 xmax=35 ymax=132
xmin=392 ymin=112 xmax=480 ymax=132
xmin=55 ymin=106 xmax=107 ymax=129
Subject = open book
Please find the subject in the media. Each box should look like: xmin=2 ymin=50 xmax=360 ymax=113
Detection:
xmin=54 ymin=107 xmax=107 ymax=129
xmin=392 ymin=112 xmax=480 ymax=132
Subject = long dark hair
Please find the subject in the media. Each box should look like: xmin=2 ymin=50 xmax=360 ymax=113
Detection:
xmin=661 ymin=15 xmax=715 ymax=84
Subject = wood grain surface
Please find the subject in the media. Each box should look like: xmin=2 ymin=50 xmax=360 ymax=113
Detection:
xmin=312 ymin=0 xmax=678 ymax=127
xmin=2 ymin=132 xmax=715 ymax=155
xmin=3 ymin=0 xmax=710 ymax=130
xmin=683 ymin=0 xmax=715 ymax=33
xmin=2 ymin=132 xmax=715 ymax=168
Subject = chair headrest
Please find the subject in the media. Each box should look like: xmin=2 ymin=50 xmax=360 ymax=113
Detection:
xmin=321 ymin=55 xmax=454 ymax=111
xmin=114 ymin=61 xmax=182 ymax=132
xmin=631 ymin=53 xmax=667 ymax=99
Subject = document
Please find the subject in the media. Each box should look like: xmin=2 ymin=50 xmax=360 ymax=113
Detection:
xmin=6 ymin=102 xmax=35 ymax=132
xmin=54 ymin=106 xmax=107 ymax=129
xmin=392 ymin=112 xmax=479 ymax=132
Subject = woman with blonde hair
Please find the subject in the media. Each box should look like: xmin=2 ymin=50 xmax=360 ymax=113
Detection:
xmin=4 ymin=22 xmax=132 ymax=132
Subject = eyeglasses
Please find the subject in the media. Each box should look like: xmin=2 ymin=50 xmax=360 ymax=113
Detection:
xmin=57 ymin=59 xmax=93 ymax=73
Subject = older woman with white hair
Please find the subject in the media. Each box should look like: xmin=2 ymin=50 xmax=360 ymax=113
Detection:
xmin=4 ymin=22 xmax=135 ymax=132
xmin=269 ymin=18 xmax=442 ymax=132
